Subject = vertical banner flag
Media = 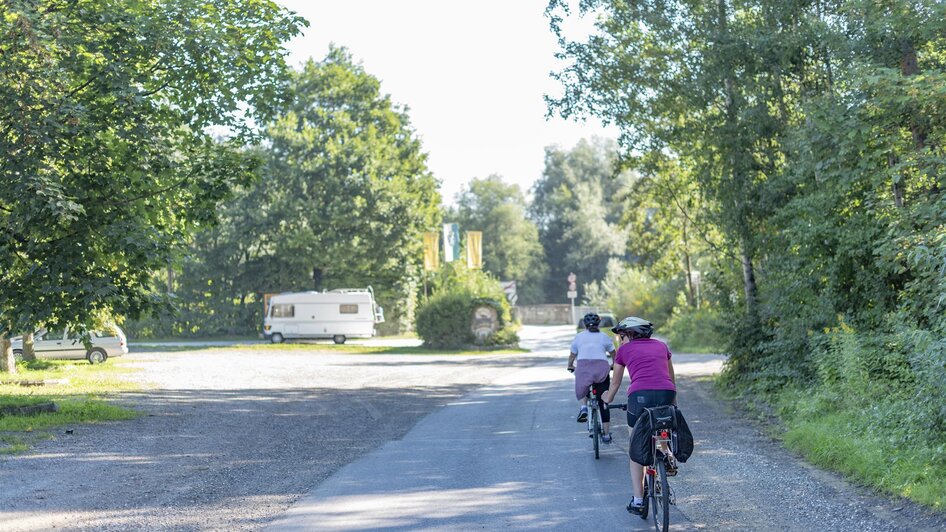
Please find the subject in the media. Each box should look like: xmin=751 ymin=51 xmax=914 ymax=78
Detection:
xmin=466 ymin=231 xmax=483 ymax=269
xmin=443 ymin=223 xmax=460 ymax=262
xmin=423 ymin=232 xmax=440 ymax=271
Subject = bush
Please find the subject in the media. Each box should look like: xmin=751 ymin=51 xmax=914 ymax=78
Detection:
xmin=664 ymin=308 xmax=726 ymax=353
xmin=584 ymin=264 xmax=680 ymax=328
xmin=415 ymin=292 xmax=518 ymax=349
xmin=415 ymin=263 xmax=518 ymax=349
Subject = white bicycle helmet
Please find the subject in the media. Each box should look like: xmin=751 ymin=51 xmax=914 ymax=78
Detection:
xmin=612 ymin=316 xmax=654 ymax=338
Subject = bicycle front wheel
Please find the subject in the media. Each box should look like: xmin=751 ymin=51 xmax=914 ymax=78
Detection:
xmin=591 ymin=407 xmax=600 ymax=459
xmin=652 ymin=459 xmax=670 ymax=532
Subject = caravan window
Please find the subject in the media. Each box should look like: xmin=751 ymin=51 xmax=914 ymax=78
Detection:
xmin=271 ymin=304 xmax=294 ymax=318
xmin=340 ymin=304 xmax=358 ymax=314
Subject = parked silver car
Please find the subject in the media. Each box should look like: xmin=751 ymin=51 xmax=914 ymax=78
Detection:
xmin=11 ymin=326 xmax=128 ymax=364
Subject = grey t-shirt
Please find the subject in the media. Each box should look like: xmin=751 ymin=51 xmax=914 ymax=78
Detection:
xmin=570 ymin=330 xmax=616 ymax=362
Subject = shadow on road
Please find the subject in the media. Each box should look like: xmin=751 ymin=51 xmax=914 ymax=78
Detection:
xmin=0 ymin=374 xmax=568 ymax=531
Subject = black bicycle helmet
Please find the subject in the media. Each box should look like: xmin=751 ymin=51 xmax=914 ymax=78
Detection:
xmin=612 ymin=316 xmax=654 ymax=338
xmin=582 ymin=313 xmax=601 ymax=331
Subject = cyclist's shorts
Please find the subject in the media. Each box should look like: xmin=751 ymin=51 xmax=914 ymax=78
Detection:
xmin=574 ymin=359 xmax=610 ymax=400
xmin=626 ymin=389 xmax=676 ymax=427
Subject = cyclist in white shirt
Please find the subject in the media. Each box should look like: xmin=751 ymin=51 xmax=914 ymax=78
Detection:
xmin=567 ymin=313 xmax=617 ymax=443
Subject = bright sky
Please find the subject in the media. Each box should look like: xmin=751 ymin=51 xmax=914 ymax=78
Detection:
xmin=276 ymin=0 xmax=617 ymax=204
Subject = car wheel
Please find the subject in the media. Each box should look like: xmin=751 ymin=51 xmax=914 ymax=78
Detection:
xmin=333 ymin=335 xmax=346 ymax=345
xmin=87 ymin=348 xmax=108 ymax=364
xmin=271 ymin=333 xmax=284 ymax=344
xmin=12 ymin=349 xmax=23 ymax=362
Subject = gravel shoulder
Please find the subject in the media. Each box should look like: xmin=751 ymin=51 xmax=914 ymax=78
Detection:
xmin=0 ymin=342 xmax=562 ymax=531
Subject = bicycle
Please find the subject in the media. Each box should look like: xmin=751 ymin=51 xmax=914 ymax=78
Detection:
xmin=611 ymin=403 xmax=677 ymax=532
xmin=641 ymin=406 xmax=677 ymax=531
xmin=585 ymin=384 xmax=609 ymax=459
xmin=567 ymin=368 xmax=609 ymax=459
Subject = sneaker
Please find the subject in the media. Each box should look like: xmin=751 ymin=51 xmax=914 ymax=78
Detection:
xmin=626 ymin=501 xmax=645 ymax=516
xmin=576 ymin=406 xmax=588 ymax=423
xmin=601 ymin=433 xmax=612 ymax=444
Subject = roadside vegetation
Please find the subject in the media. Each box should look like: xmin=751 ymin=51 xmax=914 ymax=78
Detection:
xmin=549 ymin=0 xmax=946 ymax=511
xmin=0 ymin=361 xmax=140 ymax=454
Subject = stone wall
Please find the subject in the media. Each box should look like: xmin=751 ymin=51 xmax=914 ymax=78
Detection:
xmin=515 ymin=304 xmax=573 ymax=325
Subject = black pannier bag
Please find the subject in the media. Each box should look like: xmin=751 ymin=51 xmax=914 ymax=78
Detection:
xmin=648 ymin=405 xmax=677 ymax=430
xmin=629 ymin=405 xmax=695 ymax=465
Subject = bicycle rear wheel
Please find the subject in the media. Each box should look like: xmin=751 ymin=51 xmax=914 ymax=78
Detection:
xmin=640 ymin=471 xmax=650 ymax=520
xmin=591 ymin=407 xmax=600 ymax=459
xmin=652 ymin=459 xmax=670 ymax=532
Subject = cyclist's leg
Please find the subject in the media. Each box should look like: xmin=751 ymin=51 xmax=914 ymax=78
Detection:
xmin=627 ymin=397 xmax=646 ymax=500
xmin=573 ymin=361 xmax=592 ymax=421
xmin=592 ymin=374 xmax=611 ymax=433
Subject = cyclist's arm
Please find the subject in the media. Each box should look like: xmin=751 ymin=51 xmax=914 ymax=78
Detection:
xmin=668 ymin=358 xmax=677 ymax=405
xmin=567 ymin=351 xmax=577 ymax=370
xmin=604 ymin=362 xmax=625 ymax=403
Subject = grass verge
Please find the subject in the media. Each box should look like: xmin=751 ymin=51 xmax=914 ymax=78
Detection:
xmin=0 ymin=360 xmax=140 ymax=453
xmin=781 ymin=410 xmax=946 ymax=509
xmin=716 ymin=380 xmax=945 ymax=511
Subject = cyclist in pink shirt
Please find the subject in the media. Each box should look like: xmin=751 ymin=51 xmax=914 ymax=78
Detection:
xmin=603 ymin=316 xmax=676 ymax=516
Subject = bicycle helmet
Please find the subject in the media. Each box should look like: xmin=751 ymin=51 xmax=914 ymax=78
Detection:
xmin=612 ymin=316 xmax=654 ymax=338
xmin=582 ymin=313 xmax=601 ymax=331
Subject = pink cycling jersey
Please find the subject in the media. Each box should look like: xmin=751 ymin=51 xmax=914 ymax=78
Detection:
xmin=614 ymin=338 xmax=675 ymax=394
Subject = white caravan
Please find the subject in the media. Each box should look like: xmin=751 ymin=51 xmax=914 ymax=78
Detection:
xmin=262 ymin=288 xmax=384 ymax=344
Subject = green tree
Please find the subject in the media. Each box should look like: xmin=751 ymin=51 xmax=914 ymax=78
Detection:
xmin=135 ymin=47 xmax=442 ymax=337
xmin=452 ymin=175 xmax=546 ymax=304
xmin=529 ymin=138 xmax=630 ymax=303
xmin=260 ymin=48 xmax=441 ymax=333
xmin=0 ymin=0 xmax=304 ymax=370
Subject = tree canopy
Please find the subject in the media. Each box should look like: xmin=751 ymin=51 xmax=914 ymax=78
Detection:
xmin=529 ymin=137 xmax=631 ymax=303
xmin=451 ymin=175 xmax=546 ymax=304
xmin=0 ymin=0 xmax=305 ymax=342
xmin=131 ymin=47 xmax=442 ymax=337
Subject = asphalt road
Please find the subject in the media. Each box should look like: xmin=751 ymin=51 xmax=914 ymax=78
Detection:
xmin=267 ymin=328 xmax=944 ymax=531
xmin=2 ymin=325 xmax=943 ymax=531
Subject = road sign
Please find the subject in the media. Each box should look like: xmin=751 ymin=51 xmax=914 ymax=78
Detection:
xmin=567 ymin=290 xmax=577 ymax=299
xmin=568 ymin=282 xmax=576 ymax=291
xmin=567 ymin=272 xmax=577 ymax=283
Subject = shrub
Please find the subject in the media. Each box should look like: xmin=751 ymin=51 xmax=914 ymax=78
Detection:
xmin=584 ymin=264 xmax=680 ymax=327
xmin=664 ymin=308 xmax=726 ymax=353
xmin=415 ymin=263 xmax=518 ymax=349
xmin=415 ymin=292 xmax=518 ymax=349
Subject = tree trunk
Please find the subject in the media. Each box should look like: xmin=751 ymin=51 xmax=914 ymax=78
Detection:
xmin=313 ymin=267 xmax=324 ymax=291
xmin=741 ymin=240 xmax=758 ymax=312
xmin=22 ymin=331 xmax=36 ymax=362
xmin=682 ymin=218 xmax=696 ymax=308
xmin=717 ymin=0 xmax=759 ymax=313
xmin=0 ymin=337 xmax=16 ymax=374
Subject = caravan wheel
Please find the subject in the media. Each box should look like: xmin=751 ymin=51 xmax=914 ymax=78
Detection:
xmin=271 ymin=333 xmax=284 ymax=344
xmin=333 ymin=335 xmax=346 ymax=345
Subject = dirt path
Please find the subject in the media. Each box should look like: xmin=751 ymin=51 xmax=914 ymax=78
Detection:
xmin=0 ymin=346 xmax=561 ymax=531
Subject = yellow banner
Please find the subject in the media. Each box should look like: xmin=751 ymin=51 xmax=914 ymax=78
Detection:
xmin=423 ymin=232 xmax=440 ymax=271
xmin=466 ymin=231 xmax=482 ymax=269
